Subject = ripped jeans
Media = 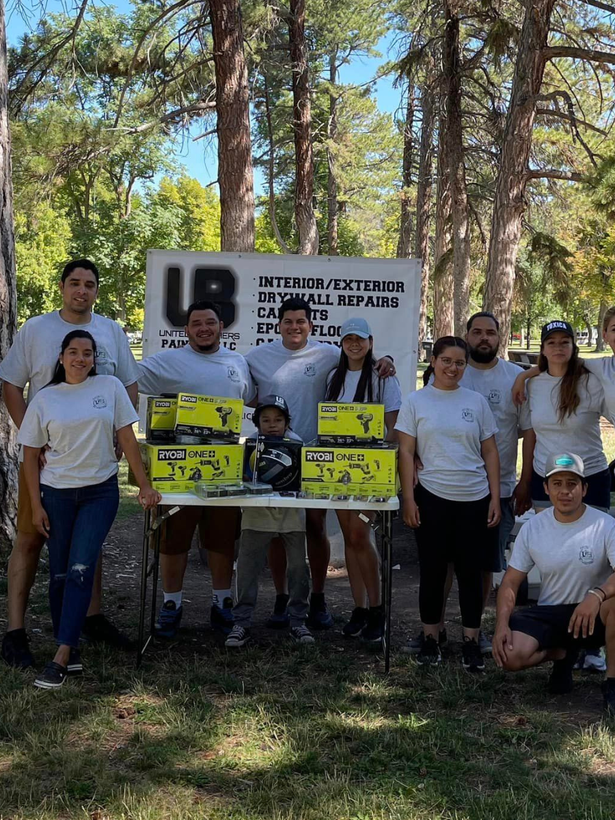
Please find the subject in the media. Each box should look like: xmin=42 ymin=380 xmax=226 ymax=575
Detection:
xmin=40 ymin=475 xmax=119 ymax=648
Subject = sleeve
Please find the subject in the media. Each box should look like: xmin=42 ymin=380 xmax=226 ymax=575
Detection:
xmin=16 ymin=398 xmax=48 ymax=448
xmin=114 ymin=325 xmax=141 ymax=386
xmin=0 ymin=322 xmax=30 ymax=388
xmin=136 ymin=355 xmax=164 ymax=395
xmin=605 ymin=520 xmax=615 ymax=571
xmin=588 ymin=373 xmax=608 ymax=417
xmin=518 ymin=397 xmax=532 ymax=432
xmin=113 ymin=379 xmax=140 ymax=430
xmin=508 ymin=523 xmax=535 ymax=574
xmin=582 ymin=357 xmax=601 ymax=377
xmin=381 ymin=375 xmax=402 ymax=413
xmin=394 ymin=395 xmax=417 ymax=437
xmin=241 ymin=359 xmax=257 ymax=403
xmin=478 ymin=395 xmax=498 ymax=441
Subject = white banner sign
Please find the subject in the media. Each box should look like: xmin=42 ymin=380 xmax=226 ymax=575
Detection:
xmin=144 ymin=250 xmax=421 ymax=398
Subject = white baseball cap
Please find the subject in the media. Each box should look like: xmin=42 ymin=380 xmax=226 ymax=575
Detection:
xmin=340 ymin=318 xmax=372 ymax=340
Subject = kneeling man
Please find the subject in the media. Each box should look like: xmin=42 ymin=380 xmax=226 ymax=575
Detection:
xmin=493 ymin=452 xmax=615 ymax=712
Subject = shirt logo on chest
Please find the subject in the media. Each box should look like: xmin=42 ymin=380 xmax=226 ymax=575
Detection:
xmin=488 ymin=389 xmax=502 ymax=405
xmin=579 ymin=547 xmax=594 ymax=565
xmin=461 ymin=408 xmax=474 ymax=423
xmin=227 ymin=366 xmax=240 ymax=383
xmin=92 ymin=396 xmax=107 ymax=409
xmin=304 ymin=364 xmax=316 ymax=377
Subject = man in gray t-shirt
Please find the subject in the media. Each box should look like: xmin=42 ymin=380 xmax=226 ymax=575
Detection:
xmin=245 ymin=298 xmax=395 ymax=630
xmin=493 ymin=452 xmax=615 ymax=713
xmin=0 ymin=259 xmax=139 ymax=669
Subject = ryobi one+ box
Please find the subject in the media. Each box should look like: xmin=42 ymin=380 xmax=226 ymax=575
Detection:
xmin=301 ymin=444 xmax=398 ymax=498
xmin=317 ymin=402 xmax=385 ymax=444
xmin=175 ymin=393 xmax=244 ymax=440
xmin=139 ymin=442 xmax=244 ymax=493
xmin=146 ymin=396 xmax=177 ymax=441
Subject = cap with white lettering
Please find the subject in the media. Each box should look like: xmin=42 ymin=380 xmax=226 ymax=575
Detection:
xmin=253 ymin=394 xmax=291 ymax=425
xmin=544 ymin=452 xmax=585 ymax=479
xmin=340 ymin=317 xmax=372 ymax=340
xmin=541 ymin=320 xmax=575 ymax=343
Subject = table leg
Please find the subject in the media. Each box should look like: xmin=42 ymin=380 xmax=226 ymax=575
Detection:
xmin=137 ymin=508 xmax=151 ymax=669
xmin=381 ymin=510 xmax=393 ymax=674
xmin=149 ymin=506 xmax=162 ymax=641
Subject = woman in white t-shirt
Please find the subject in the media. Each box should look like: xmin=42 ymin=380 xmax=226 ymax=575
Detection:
xmin=18 ymin=330 xmax=160 ymax=690
xmin=325 ymin=317 xmax=402 ymax=644
xmin=396 ymin=336 xmax=501 ymax=671
xmin=515 ymin=321 xmax=610 ymax=511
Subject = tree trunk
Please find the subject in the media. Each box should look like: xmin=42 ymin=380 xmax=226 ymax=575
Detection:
xmin=432 ymin=109 xmax=454 ymax=341
xmin=327 ymin=51 xmax=338 ymax=256
xmin=210 ymin=0 xmax=255 ymax=252
xmin=415 ymin=86 xmax=435 ymax=347
xmin=0 ymin=0 xmax=18 ymax=558
xmin=596 ymin=302 xmax=607 ymax=352
xmin=482 ymin=0 xmax=556 ymax=354
xmin=443 ymin=2 xmax=471 ymax=336
xmin=396 ymin=83 xmax=414 ymax=259
xmin=288 ymin=0 xmax=319 ymax=254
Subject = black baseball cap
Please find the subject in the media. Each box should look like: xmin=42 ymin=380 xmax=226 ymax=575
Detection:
xmin=253 ymin=394 xmax=291 ymax=425
xmin=541 ymin=320 xmax=575 ymax=342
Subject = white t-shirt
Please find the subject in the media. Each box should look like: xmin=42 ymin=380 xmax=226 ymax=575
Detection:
xmin=395 ymin=384 xmax=498 ymax=502
xmin=17 ymin=375 xmax=139 ymax=489
xmin=461 ymin=359 xmax=529 ymax=497
xmin=326 ymin=369 xmax=402 ymax=413
xmin=524 ymin=371 xmax=607 ymax=477
xmin=509 ymin=505 xmax=615 ymax=605
xmin=584 ymin=356 xmax=615 ymax=424
xmin=0 ymin=311 xmax=140 ymax=403
xmin=137 ymin=345 xmax=255 ymax=402
xmin=246 ymin=340 xmax=340 ymax=442
xmin=242 ymin=430 xmax=304 ymax=533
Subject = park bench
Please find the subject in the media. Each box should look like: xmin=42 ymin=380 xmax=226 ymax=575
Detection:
xmin=508 ymin=350 xmax=539 ymax=369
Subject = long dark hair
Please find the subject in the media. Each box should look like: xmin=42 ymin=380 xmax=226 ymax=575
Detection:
xmin=538 ymin=331 xmax=588 ymax=421
xmin=325 ymin=339 xmax=381 ymax=402
xmin=47 ymin=330 xmax=98 ymax=386
xmin=423 ymin=336 xmax=469 ymax=386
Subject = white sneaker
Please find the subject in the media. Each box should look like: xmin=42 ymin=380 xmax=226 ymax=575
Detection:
xmin=290 ymin=625 xmax=315 ymax=644
xmin=583 ymin=648 xmax=607 ymax=672
xmin=225 ymin=625 xmax=251 ymax=648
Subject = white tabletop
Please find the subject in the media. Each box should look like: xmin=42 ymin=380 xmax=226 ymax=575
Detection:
xmin=157 ymin=492 xmax=399 ymax=512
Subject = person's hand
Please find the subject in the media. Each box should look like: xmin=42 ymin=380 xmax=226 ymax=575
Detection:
xmin=38 ymin=445 xmax=50 ymax=470
xmin=32 ymin=506 xmax=50 ymax=538
xmin=487 ymin=498 xmax=501 ymax=527
xmin=492 ymin=621 xmax=513 ymax=667
xmin=403 ymin=496 xmax=421 ymax=528
xmin=512 ymin=480 xmax=532 ymax=515
xmin=512 ymin=372 xmax=528 ymax=406
xmin=375 ymin=356 xmax=396 ymax=378
xmin=138 ymin=485 xmax=161 ymax=511
xmin=115 ymin=440 xmax=124 ymax=461
xmin=568 ymin=593 xmax=601 ymax=639
xmin=413 ymin=454 xmax=423 ymax=488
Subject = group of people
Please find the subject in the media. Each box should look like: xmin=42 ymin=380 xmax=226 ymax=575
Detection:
xmin=2 ymin=257 xmax=615 ymax=712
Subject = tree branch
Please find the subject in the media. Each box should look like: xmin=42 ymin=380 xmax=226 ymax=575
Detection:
xmin=527 ymin=169 xmax=584 ymax=182
xmin=581 ymin=0 xmax=615 ymax=14
xmin=110 ymin=101 xmax=216 ymax=135
xmin=535 ymin=107 xmax=608 ymax=135
xmin=545 ymin=45 xmax=615 ymax=66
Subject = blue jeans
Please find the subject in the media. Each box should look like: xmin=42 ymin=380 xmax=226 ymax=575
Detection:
xmin=40 ymin=475 xmax=119 ymax=648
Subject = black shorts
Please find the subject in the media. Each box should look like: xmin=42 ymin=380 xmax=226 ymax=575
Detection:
xmin=531 ymin=467 xmax=611 ymax=511
xmin=509 ymin=604 xmax=606 ymax=651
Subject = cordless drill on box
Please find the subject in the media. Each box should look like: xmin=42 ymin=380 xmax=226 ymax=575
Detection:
xmin=317 ymin=402 xmax=385 ymax=444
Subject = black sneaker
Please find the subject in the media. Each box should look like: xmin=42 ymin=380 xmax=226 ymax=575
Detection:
xmin=602 ymin=678 xmax=615 ymax=716
xmin=342 ymin=607 xmax=369 ymax=638
xmin=361 ymin=606 xmax=384 ymax=644
xmin=306 ymin=593 xmax=333 ymax=630
xmin=155 ymin=601 xmax=183 ymax=639
xmin=211 ymin=597 xmax=234 ymax=635
xmin=67 ymin=648 xmax=83 ymax=676
xmin=402 ymin=628 xmax=447 ymax=655
xmin=548 ymin=649 xmax=578 ymax=695
xmin=82 ymin=614 xmax=134 ymax=650
xmin=225 ymin=625 xmax=251 ymax=648
xmin=1 ymin=628 xmax=35 ymax=669
xmin=34 ymin=661 xmax=68 ymax=690
xmin=462 ymin=637 xmax=485 ymax=673
xmin=416 ymin=634 xmax=442 ymax=666
xmin=266 ymin=594 xmax=290 ymax=629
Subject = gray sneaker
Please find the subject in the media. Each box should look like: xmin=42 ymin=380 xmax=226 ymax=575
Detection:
xmin=479 ymin=631 xmax=492 ymax=655
xmin=402 ymin=629 xmax=447 ymax=655
xmin=290 ymin=625 xmax=315 ymax=645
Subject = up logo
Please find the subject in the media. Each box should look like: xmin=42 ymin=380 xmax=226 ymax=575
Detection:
xmin=92 ymin=396 xmax=107 ymax=409
xmin=227 ymin=366 xmax=240 ymax=383
xmin=488 ymin=389 xmax=502 ymax=405
xmin=461 ymin=408 xmax=474 ymax=423
xmin=164 ymin=265 xmax=237 ymax=329
xmin=579 ymin=547 xmax=594 ymax=565
xmin=304 ymin=364 xmax=316 ymax=377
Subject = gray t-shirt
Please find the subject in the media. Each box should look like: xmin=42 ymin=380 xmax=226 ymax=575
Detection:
xmin=395 ymin=384 xmax=498 ymax=502
xmin=326 ymin=369 xmax=402 ymax=413
xmin=246 ymin=339 xmax=340 ymax=443
xmin=509 ymin=505 xmax=615 ymax=605
xmin=0 ymin=310 xmax=140 ymax=403
xmin=584 ymin=356 xmax=615 ymax=424
xmin=137 ymin=344 xmax=255 ymax=402
xmin=524 ymin=371 xmax=607 ymax=477
xmin=17 ymin=375 xmax=139 ymax=489
xmin=461 ymin=359 xmax=529 ymax=497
